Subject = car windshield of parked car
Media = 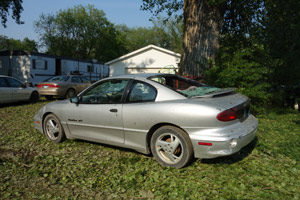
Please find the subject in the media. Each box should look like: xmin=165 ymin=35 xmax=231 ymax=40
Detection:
xmin=149 ymin=75 xmax=221 ymax=98
xmin=46 ymin=76 xmax=69 ymax=82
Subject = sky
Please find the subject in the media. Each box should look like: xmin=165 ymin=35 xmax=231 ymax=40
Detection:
xmin=0 ymin=0 xmax=154 ymax=41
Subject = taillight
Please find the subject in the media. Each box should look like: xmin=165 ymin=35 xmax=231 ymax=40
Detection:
xmin=50 ymin=84 xmax=60 ymax=88
xmin=37 ymin=84 xmax=60 ymax=88
xmin=217 ymin=108 xmax=238 ymax=122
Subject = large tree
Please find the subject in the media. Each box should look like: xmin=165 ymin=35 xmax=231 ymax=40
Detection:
xmin=34 ymin=5 xmax=125 ymax=62
xmin=0 ymin=0 xmax=23 ymax=28
xmin=142 ymin=0 xmax=263 ymax=77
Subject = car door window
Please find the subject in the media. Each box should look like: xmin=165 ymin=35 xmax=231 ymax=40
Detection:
xmin=80 ymin=77 xmax=90 ymax=83
xmin=6 ymin=78 xmax=24 ymax=88
xmin=0 ymin=77 xmax=9 ymax=87
xmin=71 ymin=76 xmax=81 ymax=83
xmin=127 ymin=81 xmax=157 ymax=103
xmin=81 ymin=79 xmax=129 ymax=104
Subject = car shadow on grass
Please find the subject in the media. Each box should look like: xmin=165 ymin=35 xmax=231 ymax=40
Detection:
xmin=0 ymin=98 xmax=57 ymax=108
xmin=199 ymin=137 xmax=258 ymax=165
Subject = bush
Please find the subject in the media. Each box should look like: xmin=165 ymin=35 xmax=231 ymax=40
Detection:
xmin=205 ymin=41 xmax=272 ymax=113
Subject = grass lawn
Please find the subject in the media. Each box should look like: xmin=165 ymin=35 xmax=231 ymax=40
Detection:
xmin=0 ymin=100 xmax=299 ymax=199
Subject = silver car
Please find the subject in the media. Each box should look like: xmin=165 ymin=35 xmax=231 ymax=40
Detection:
xmin=34 ymin=74 xmax=258 ymax=168
xmin=0 ymin=75 xmax=39 ymax=104
xmin=37 ymin=75 xmax=90 ymax=100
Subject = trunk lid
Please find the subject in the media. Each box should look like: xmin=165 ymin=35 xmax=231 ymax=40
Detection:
xmin=191 ymin=92 xmax=249 ymax=110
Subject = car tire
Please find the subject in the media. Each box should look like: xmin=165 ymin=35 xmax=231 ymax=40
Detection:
xmin=43 ymin=114 xmax=66 ymax=144
xmin=150 ymin=126 xmax=194 ymax=168
xmin=66 ymin=88 xmax=75 ymax=99
xmin=29 ymin=91 xmax=39 ymax=103
xmin=45 ymin=95 xmax=54 ymax=100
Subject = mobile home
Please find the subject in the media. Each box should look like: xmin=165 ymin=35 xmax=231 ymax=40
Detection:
xmin=0 ymin=50 xmax=109 ymax=85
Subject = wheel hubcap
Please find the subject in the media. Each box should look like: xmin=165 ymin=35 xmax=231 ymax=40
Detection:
xmin=155 ymin=133 xmax=183 ymax=164
xmin=46 ymin=118 xmax=60 ymax=140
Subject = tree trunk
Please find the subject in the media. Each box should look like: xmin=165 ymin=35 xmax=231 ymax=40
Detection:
xmin=179 ymin=0 xmax=226 ymax=77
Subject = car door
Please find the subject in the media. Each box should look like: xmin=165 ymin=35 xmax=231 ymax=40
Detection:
xmin=6 ymin=77 xmax=30 ymax=101
xmin=70 ymin=76 xmax=83 ymax=93
xmin=65 ymin=79 xmax=129 ymax=144
xmin=0 ymin=77 xmax=13 ymax=103
xmin=122 ymin=80 xmax=158 ymax=148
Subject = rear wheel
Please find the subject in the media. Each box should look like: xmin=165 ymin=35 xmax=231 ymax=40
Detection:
xmin=66 ymin=88 xmax=75 ymax=99
xmin=150 ymin=126 xmax=194 ymax=168
xmin=43 ymin=114 xmax=66 ymax=143
xmin=29 ymin=91 xmax=39 ymax=103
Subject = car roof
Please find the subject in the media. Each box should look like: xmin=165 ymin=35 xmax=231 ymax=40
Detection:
xmin=108 ymin=73 xmax=177 ymax=79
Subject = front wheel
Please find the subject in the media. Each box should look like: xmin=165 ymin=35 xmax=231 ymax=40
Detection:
xmin=29 ymin=91 xmax=39 ymax=103
xmin=43 ymin=114 xmax=66 ymax=143
xmin=150 ymin=126 xmax=194 ymax=168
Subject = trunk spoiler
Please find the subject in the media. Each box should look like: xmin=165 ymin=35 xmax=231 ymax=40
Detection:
xmin=193 ymin=88 xmax=236 ymax=98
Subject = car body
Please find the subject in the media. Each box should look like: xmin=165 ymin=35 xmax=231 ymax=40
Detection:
xmin=34 ymin=73 xmax=258 ymax=168
xmin=37 ymin=75 xmax=90 ymax=99
xmin=0 ymin=75 xmax=40 ymax=104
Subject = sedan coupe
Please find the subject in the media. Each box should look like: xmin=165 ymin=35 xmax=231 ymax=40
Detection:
xmin=0 ymin=75 xmax=39 ymax=104
xmin=37 ymin=75 xmax=90 ymax=100
xmin=34 ymin=73 xmax=258 ymax=168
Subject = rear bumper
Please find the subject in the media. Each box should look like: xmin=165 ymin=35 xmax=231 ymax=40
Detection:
xmin=187 ymin=114 xmax=258 ymax=159
xmin=38 ymin=88 xmax=66 ymax=97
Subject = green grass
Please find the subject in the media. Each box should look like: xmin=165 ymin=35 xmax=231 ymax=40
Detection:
xmin=0 ymin=100 xmax=299 ymax=199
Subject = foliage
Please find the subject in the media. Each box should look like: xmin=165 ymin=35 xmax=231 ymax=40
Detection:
xmin=117 ymin=17 xmax=183 ymax=54
xmin=0 ymin=35 xmax=38 ymax=52
xmin=205 ymin=35 xmax=272 ymax=112
xmin=0 ymin=0 xmax=23 ymax=28
xmin=264 ymin=0 xmax=300 ymax=88
xmin=141 ymin=0 xmax=183 ymax=20
xmin=34 ymin=5 xmax=125 ymax=62
xmin=0 ymin=101 xmax=299 ymax=199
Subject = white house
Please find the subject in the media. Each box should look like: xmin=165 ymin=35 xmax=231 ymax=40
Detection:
xmin=106 ymin=45 xmax=181 ymax=77
xmin=0 ymin=50 xmax=109 ymax=84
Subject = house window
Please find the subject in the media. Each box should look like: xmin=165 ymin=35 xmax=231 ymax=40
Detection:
xmin=32 ymin=59 xmax=48 ymax=70
xmin=87 ymin=65 xmax=94 ymax=73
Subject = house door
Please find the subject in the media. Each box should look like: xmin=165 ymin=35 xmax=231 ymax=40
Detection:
xmin=55 ymin=59 xmax=61 ymax=75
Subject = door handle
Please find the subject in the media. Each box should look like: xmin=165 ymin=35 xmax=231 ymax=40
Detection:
xmin=110 ymin=109 xmax=118 ymax=113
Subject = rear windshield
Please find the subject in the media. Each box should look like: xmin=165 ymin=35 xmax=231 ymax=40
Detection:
xmin=45 ymin=76 xmax=70 ymax=82
xmin=149 ymin=75 xmax=221 ymax=98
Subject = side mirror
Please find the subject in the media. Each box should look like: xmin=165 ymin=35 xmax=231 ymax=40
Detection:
xmin=70 ymin=96 xmax=79 ymax=104
xmin=25 ymin=81 xmax=33 ymax=87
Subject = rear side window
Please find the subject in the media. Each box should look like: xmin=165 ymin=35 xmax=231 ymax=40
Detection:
xmin=127 ymin=81 xmax=157 ymax=103
xmin=0 ymin=77 xmax=9 ymax=87
xmin=6 ymin=78 xmax=24 ymax=88
xmin=48 ymin=76 xmax=69 ymax=82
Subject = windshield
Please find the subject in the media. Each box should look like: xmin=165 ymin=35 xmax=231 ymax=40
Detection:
xmin=149 ymin=75 xmax=221 ymax=98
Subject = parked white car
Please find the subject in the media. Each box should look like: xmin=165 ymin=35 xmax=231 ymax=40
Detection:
xmin=0 ymin=75 xmax=39 ymax=104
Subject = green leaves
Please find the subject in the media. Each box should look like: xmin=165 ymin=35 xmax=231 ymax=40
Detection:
xmin=34 ymin=5 xmax=124 ymax=62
